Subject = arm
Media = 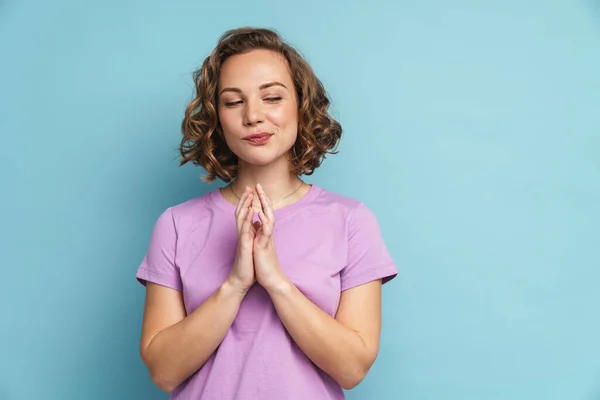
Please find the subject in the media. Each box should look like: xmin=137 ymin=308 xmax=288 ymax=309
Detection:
xmin=138 ymin=189 xmax=257 ymax=392
xmin=251 ymin=184 xmax=395 ymax=390
xmin=266 ymin=279 xmax=382 ymax=390
xmin=140 ymin=279 xmax=247 ymax=392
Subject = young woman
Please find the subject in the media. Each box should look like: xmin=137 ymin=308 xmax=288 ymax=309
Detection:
xmin=136 ymin=27 xmax=397 ymax=399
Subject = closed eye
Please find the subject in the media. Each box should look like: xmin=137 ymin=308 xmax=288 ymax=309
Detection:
xmin=224 ymin=100 xmax=243 ymax=107
xmin=265 ymin=97 xmax=282 ymax=102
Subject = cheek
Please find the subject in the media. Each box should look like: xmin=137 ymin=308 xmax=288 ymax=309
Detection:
xmin=218 ymin=111 xmax=233 ymax=131
xmin=268 ymin=105 xmax=298 ymax=129
xmin=219 ymin=112 xmax=239 ymax=139
xmin=218 ymin=116 xmax=240 ymax=152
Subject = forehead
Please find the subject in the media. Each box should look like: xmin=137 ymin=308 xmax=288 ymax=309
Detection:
xmin=218 ymin=49 xmax=292 ymax=88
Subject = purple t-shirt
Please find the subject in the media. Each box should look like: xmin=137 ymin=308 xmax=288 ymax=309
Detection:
xmin=136 ymin=184 xmax=397 ymax=399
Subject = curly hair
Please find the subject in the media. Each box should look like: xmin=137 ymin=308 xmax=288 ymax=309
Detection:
xmin=180 ymin=27 xmax=342 ymax=183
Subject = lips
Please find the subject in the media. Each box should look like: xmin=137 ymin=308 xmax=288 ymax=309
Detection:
xmin=244 ymin=133 xmax=271 ymax=140
xmin=243 ymin=132 xmax=272 ymax=145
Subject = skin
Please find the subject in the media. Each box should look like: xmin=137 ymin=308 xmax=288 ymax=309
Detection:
xmin=217 ymin=48 xmax=309 ymax=212
xmin=139 ymin=49 xmax=383 ymax=393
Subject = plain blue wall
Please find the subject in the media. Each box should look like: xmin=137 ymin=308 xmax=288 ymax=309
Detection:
xmin=1 ymin=1 xmax=599 ymax=399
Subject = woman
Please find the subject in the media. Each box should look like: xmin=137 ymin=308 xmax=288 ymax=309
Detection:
xmin=136 ymin=27 xmax=397 ymax=399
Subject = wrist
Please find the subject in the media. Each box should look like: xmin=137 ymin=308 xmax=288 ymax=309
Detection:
xmin=222 ymin=276 xmax=251 ymax=301
xmin=264 ymin=275 xmax=294 ymax=298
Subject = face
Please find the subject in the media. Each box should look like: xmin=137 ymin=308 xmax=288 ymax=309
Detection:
xmin=217 ymin=49 xmax=299 ymax=168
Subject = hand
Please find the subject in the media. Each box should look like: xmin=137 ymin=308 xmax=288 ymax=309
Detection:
xmin=253 ymin=183 xmax=288 ymax=293
xmin=227 ymin=186 xmax=256 ymax=293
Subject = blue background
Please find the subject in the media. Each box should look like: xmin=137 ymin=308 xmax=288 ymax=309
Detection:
xmin=1 ymin=1 xmax=599 ymax=399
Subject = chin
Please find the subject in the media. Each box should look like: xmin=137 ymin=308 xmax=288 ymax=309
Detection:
xmin=240 ymin=153 xmax=282 ymax=167
xmin=235 ymin=148 xmax=290 ymax=168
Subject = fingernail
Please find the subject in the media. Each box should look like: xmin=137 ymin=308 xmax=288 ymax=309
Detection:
xmin=257 ymin=183 xmax=262 ymax=191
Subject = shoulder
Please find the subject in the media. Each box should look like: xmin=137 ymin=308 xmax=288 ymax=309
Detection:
xmin=311 ymin=186 xmax=379 ymax=224
xmin=313 ymin=186 xmax=361 ymax=209
xmin=155 ymin=190 xmax=222 ymax=232
xmin=170 ymin=192 xmax=212 ymax=217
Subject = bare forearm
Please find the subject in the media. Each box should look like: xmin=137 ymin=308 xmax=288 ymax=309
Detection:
xmin=144 ymin=279 xmax=246 ymax=391
xmin=266 ymin=280 xmax=373 ymax=390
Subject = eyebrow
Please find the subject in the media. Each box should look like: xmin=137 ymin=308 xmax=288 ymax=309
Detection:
xmin=219 ymin=81 xmax=288 ymax=95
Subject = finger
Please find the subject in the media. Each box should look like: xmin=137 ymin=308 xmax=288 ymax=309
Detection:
xmin=256 ymin=183 xmax=275 ymax=224
xmin=241 ymin=201 xmax=255 ymax=236
xmin=237 ymin=193 xmax=253 ymax=232
xmin=258 ymin=210 xmax=272 ymax=237
xmin=234 ymin=186 xmax=249 ymax=217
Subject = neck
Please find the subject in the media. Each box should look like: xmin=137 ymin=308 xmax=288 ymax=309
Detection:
xmin=231 ymin=157 xmax=303 ymax=203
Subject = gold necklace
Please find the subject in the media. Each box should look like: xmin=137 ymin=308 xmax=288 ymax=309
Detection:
xmin=229 ymin=180 xmax=305 ymax=209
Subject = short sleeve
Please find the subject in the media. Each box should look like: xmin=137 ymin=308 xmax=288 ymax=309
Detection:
xmin=135 ymin=207 xmax=183 ymax=291
xmin=340 ymin=203 xmax=398 ymax=291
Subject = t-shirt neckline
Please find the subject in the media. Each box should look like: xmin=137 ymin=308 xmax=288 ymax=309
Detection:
xmin=209 ymin=183 xmax=322 ymax=221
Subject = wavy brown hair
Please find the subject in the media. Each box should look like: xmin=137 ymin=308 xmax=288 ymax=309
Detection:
xmin=180 ymin=27 xmax=342 ymax=183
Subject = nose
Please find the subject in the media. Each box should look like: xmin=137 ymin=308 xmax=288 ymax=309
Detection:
xmin=243 ymin=98 xmax=264 ymax=126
